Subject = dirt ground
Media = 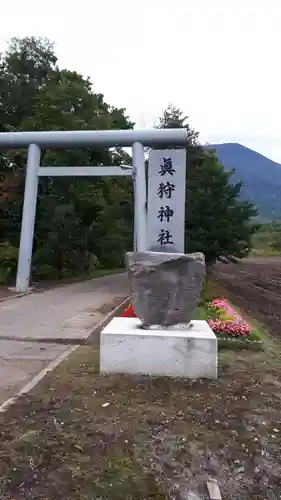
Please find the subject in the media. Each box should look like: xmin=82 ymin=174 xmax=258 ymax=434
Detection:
xmin=1 ymin=259 xmax=281 ymax=499
xmin=1 ymin=331 xmax=281 ymax=498
xmin=214 ymin=256 xmax=281 ymax=339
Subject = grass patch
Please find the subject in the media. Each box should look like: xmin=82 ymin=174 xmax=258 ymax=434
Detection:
xmin=250 ymin=247 xmax=280 ymax=257
xmin=250 ymin=226 xmax=281 ymax=256
xmin=1 ymin=334 xmax=281 ymax=498
xmin=200 ymin=279 xmax=221 ymax=301
xmin=217 ymin=330 xmax=261 ymax=342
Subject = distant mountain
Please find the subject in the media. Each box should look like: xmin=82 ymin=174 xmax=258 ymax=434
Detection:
xmin=204 ymin=143 xmax=281 ymax=220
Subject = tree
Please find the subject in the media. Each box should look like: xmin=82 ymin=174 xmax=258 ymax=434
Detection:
xmin=0 ymin=37 xmax=134 ymax=283
xmin=157 ymin=105 xmax=259 ymax=263
xmin=0 ymin=37 xmax=57 ymax=132
xmin=185 ymin=152 xmax=258 ymax=262
xmin=157 ymin=104 xmax=199 ymax=147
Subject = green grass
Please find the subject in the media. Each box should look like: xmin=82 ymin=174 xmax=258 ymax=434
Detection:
xmin=250 ymin=247 xmax=280 ymax=257
xmin=200 ymin=280 xmax=221 ymax=301
xmin=216 ymin=330 xmax=261 ymax=342
xmin=251 ymin=229 xmax=280 ymax=256
xmin=194 ymin=303 xmax=216 ymax=321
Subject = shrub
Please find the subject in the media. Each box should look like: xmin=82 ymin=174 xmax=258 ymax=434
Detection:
xmin=0 ymin=242 xmax=18 ymax=284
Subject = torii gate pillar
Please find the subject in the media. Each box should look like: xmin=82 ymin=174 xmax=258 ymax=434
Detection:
xmin=0 ymin=129 xmax=187 ymax=292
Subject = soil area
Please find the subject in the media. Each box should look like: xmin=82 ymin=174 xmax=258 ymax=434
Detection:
xmin=213 ymin=256 xmax=281 ymax=339
xmin=1 ymin=334 xmax=281 ymax=498
xmin=1 ymin=258 xmax=281 ymax=499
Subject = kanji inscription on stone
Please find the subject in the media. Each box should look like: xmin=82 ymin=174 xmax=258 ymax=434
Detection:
xmin=147 ymin=149 xmax=186 ymax=253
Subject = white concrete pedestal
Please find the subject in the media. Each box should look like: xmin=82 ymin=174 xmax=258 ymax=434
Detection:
xmin=100 ymin=318 xmax=217 ymax=379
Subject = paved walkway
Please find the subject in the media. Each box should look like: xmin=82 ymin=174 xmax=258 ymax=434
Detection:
xmin=0 ymin=273 xmax=128 ymax=405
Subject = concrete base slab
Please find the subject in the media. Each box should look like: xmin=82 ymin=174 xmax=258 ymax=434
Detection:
xmin=100 ymin=318 xmax=218 ymax=379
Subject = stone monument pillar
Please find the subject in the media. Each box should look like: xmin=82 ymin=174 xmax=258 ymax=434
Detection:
xmin=100 ymin=250 xmax=217 ymax=380
xmin=126 ymin=251 xmax=205 ymax=327
xmin=100 ymin=148 xmax=217 ymax=379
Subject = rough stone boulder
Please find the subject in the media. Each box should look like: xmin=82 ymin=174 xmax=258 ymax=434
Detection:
xmin=126 ymin=251 xmax=205 ymax=327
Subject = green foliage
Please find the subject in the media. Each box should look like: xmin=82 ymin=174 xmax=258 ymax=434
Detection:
xmin=196 ymin=281 xmax=221 ymax=320
xmin=247 ymin=330 xmax=261 ymax=341
xmin=185 ymin=152 xmax=259 ymax=262
xmin=0 ymin=242 xmax=18 ymax=284
xmin=0 ymin=37 xmax=57 ymax=132
xmin=0 ymin=37 xmax=134 ymax=282
xmin=157 ymin=103 xmax=199 ymax=147
xmin=0 ymin=38 xmax=261 ymax=284
xmin=157 ymin=105 xmax=259 ymax=263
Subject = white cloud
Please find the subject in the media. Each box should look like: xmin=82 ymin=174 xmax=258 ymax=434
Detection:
xmin=1 ymin=0 xmax=281 ymax=160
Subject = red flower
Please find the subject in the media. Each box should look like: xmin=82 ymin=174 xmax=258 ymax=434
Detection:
xmin=122 ymin=304 xmax=136 ymax=318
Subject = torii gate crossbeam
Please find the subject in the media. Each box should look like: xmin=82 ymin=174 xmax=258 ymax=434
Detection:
xmin=0 ymin=128 xmax=187 ymax=292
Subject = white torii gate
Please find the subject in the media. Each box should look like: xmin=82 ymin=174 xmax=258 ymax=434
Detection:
xmin=0 ymin=129 xmax=187 ymax=292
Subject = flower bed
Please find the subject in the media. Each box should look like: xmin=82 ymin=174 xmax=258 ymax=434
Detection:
xmin=206 ymin=298 xmax=262 ymax=348
xmin=207 ymin=298 xmax=252 ymax=337
xmin=122 ymin=300 xmax=262 ymax=349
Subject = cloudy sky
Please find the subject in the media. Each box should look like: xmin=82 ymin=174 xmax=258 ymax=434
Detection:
xmin=1 ymin=0 xmax=280 ymax=161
